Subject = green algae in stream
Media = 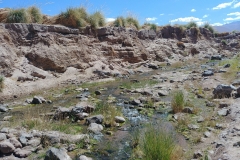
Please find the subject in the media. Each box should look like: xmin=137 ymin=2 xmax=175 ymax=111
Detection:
xmin=119 ymin=79 xmax=158 ymax=89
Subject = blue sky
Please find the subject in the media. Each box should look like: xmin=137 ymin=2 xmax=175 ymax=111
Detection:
xmin=1 ymin=0 xmax=240 ymax=26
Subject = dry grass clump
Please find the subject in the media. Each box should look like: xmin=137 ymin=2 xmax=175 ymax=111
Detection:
xmin=142 ymin=23 xmax=158 ymax=31
xmin=171 ymin=90 xmax=185 ymax=113
xmin=113 ymin=16 xmax=140 ymax=30
xmin=27 ymin=6 xmax=42 ymax=23
xmin=185 ymin=21 xmax=198 ymax=29
xmin=0 ymin=75 xmax=4 ymax=92
xmin=6 ymin=7 xmax=43 ymax=23
xmin=6 ymin=8 xmax=29 ymax=23
xmin=88 ymin=11 xmax=106 ymax=29
xmin=203 ymin=23 xmax=214 ymax=33
xmin=57 ymin=7 xmax=88 ymax=28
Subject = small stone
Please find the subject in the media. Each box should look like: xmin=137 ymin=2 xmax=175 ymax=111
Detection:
xmin=0 ymin=133 xmax=7 ymax=141
xmin=197 ymin=116 xmax=204 ymax=123
xmin=45 ymin=147 xmax=72 ymax=160
xmin=95 ymin=90 xmax=101 ymax=95
xmin=115 ymin=116 xmax=126 ymax=123
xmin=194 ymin=150 xmax=203 ymax=158
xmin=182 ymin=107 xmax=193 ymax=114
xmin=233 ymin=141 xmax=240 ymax=147
xmin=77 ymin=155 xmax=93 ymax=160
xmin=188 ymin=124 xmax=199 ymax=130
xmin=3 ymin=116 xmax=12 ymax=121
xmin=218 ymin=108 xmax=231 ymax=116
xmin=204 ymin=131 xmax=211 ymax=138
xmin=87 ymin=123 xmax=103 ymax=134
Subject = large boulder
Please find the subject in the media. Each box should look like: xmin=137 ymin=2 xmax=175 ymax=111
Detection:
xmin=86 ymin=115 xmax=104 ymax=125
xmin=87 ymin=123 xmax=103 ymax=134
xmin=45 ymin=147 xmax=72 ymax=160
xmin=0 ymin=140 xmax=15 ymax=154
xmin=213 ymin=84 xmax=236 ymax=98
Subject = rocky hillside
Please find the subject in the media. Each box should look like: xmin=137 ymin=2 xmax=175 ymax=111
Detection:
xmin=0 ymin=23 xmax=239 ymax=100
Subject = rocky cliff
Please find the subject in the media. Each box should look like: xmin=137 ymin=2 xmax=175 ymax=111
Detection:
xmin=0 ymin=23 xmax=239 ymax=99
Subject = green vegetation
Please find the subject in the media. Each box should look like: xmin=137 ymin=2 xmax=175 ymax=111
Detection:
xmin=219 ymin=56 xmax=240 ymax=82
xmin=119 ymin=79 xmax=158 ymax=89
xmin=88 ymin=11 xmax=105 ymax=28
xmin=58 ymin=7 xmax=88 ymax=28
xmin=27 ymin=6 xmax=43 ymax=23
xmin=6 ymin=7 xmax=43 ymax=23
xmin=113 ymin=16 xmax=140 ymax=29
xmin=6 ymin=8 xmax=29 ymax=23
xmin=185 ymin=21 xmax=198 ymax=29
xmin=126 ymin=16 xmax=140 ymax=30
xmin=95 ymin=102 xmax=123 ymax=127
xmin=141 ymin=125 xmax=177 ymax=160
xmin=143 ymin=23 xmax=157 ymax=31
xmin=0 ymin=75 xmax=4 ymax=92
xmin=171 ymin=90 xmax=185 ymax=113
xmin=203 ymin=23 xmax=214 ymax=33
xmin=113 ymin=16 xmax=126 ymax=27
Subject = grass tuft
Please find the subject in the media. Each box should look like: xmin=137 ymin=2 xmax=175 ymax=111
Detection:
xmin=57 ymin=7 xmax=88 ymax=28
xmin=113 ymin=16 xmax=126 ymax=27
xmin=141 ymin=125 xmax=178 ymax=160
xmin=171 ymin=90 xmax=185 ymax=113
xmin=203 ymin=23 xmax=214 ymax=33
xmin=88 ymin=11 xmax=105 ymax=29
xmin=27 ymin=6 xmax=42 ymax=23
xmin=6 ymin=8 xmax=29 ymax=23
xmin=0 ymin=75 xmax=4 ymax=92
xmin=126 ymin=16 xmax=140 ymax=30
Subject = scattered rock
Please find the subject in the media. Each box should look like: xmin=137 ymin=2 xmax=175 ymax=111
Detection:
xmin=188 ymin=124 xmax=199 ymax=130
xmin=115 ymin=116 xmax=126 ymax=123
xmin=77 ymin=155 xmax=93 ymax=160
xmin=158 ymin=90 xmax=169 ymax=96
xmin=86 ymin=115 xmax=104 ymax=125
xmin=14 ymin=148 xmax=32 ymax=158
xmin=202 ymin=70 xmax=214 ymax=77
xmin=211 ymin=55 xmax=222 ymax=60
xmin=0 ymin=104 xmax=8 ymax=112
xmin=88 ymin=123 xmax=103 ymax=134
xmin=182 ymin=107 xmax=193 ymax=114
xmin=0 ymin=140 xmax=15 ymax=154
xmin=218 ymin=108 xmax=231 ymax=116
xmin=197 ymin=116 xmax=204 ymax=123
xmin=213 ymin=84 xmax=236 ymax=98
xmin=194 ymin=150 xmax=203 ymax=158
xmin=9 ymin=137 xmax=22 ymax=148
xmin=45 ymin=147 xmax=72 ymax=160
xmin=95 ymin=90 xmax=101 ymax=95
xmin=31 ymin=96 xmax=46 ymax=104
xmin=204 ymin=131 xmax=211 ymax=138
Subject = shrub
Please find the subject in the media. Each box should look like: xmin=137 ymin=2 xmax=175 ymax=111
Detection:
xmin=113 ymin=16 xmax=126 ymax=27
xmin=27 ymin=6 xmax=42 ymax=23
xmin=126 ymin=16 xmax=140 ymax=30
xmin=0 ymin=76 xmax=4 ymax=92
xmin=88 ymin=11 xmax=105 ymax=29
xmin=142 ymin=125 xmax=177 ymax=160
xmin=171 ymin=90 xmax=185 ymax=113
xmin=203 ymin=23 xmax=214 ymax=33
xmin=186 ymin=21 xmax=197 ymax=29
xmin=6 ymin=8 xmax=29 ymax=23
xmin=57 ymin=7 xmax=88 ymax=28
xmin=150 ymin=23 xmax=157 ymax=31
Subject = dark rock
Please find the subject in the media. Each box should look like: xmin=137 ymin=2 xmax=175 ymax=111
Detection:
xmin=193 ymin=150 xmax=203 ymax=158
xmin=213 ymin=84 xmax=236 ymax=98
xmin=0 ymin=104 xmax=8 ymax=112
xmin=202 ymin=70 xmax=214 ymax=77
xmin=45 ymin=147 xmax=72 ymax=160
xmin=86 ymin=115 xmax=104 ymax=125
xmin=14 ymin=148 xmax=32 ymax=158
xmin=32 ymin=96 xmax=46 ymax=104
xmin=95 ymin=90 xmax=101 ymax=95
xmin=211 ymin=55 xmax=222 ymax=60
xmin=0 ymin=141 xmax=15 ymax=154
xmin=233 ymin=141 xmax=240 ymax=147
xmin=130 ymin=99 xmax=141 ymax=105
xmin=158 ymin=90 xmax=169 ymax=96
xmin=223 ymin=63 xmax=230 ymax=68
xmin=148 ymin=63 xmax=159 ymax=69
xmin=182 ymin=107 xmax=193 ymax=114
